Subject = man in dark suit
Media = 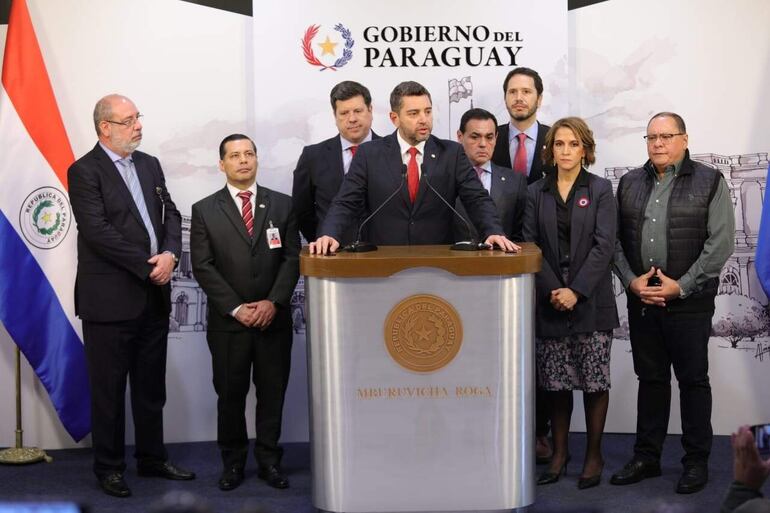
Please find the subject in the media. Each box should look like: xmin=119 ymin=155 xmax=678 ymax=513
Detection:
xmin=68 ymin=94 xmax=194 ymax=498
xmin=310 ymin=81 xmax=517 ymax=255
xmin=292 ymin=81 xmax=379 ymax=245
xmin=455 ymin=108 xmax=526 ymax=242
xmin=491 ymin=67 xmax=553 ymax=185
xmin=492 ymin=67 xmax=555 ymax=462
xmin=190 ymin=134 xmax=300 ymax=492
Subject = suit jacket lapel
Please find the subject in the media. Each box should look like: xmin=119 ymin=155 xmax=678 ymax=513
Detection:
xmin=95 ymin=145 xmax=146 ymax=230
xmin=413 ymin=137 xmax=437 ymax=213
xmin=490 ymin=165 xmax=505 ymax=205
xmin=216 ymin=187 xmax=252 ymax=246
xmin=250 ymin=188 xmax=270 ymax=250
xmin=326 ymin=136 xmax=344 ymax=186
xmin=541 ymin=191 xmax=561 ymax=280
xmin=531 ymin=122 xmax=548 ymax=182
xmin=132 ymin=153 xmax=162 ymax=233
xmin=569 ymin=182 xmax=590 ymax=277
xmin=383 ymin=135 xmax=411 ymax=210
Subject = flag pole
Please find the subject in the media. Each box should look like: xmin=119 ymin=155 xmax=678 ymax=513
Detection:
xmin=0 ymin=346 xmax=50 ymax=464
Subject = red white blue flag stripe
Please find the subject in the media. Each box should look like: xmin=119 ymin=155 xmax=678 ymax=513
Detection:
xmin=0 ymin=0 xmax=90 ymax=441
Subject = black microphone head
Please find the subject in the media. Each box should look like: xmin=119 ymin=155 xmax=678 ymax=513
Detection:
xmin=401 ymin=163 xmax=408 ymax=177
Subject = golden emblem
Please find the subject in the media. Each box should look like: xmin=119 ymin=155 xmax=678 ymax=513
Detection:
xmin=384 ymin=294 xmax=463 ymax=373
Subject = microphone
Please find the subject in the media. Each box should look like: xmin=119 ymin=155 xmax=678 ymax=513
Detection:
xmin=343 ymin=165 xmax=407 ymax=253
xmin=155 ymin=186 xmax=166 ymax=223
xmin=422 ymin=169 xmax=491 ymax=251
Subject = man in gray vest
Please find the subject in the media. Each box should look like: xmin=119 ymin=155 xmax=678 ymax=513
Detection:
xmin=611 ymin=112 xmax=734 ymax=494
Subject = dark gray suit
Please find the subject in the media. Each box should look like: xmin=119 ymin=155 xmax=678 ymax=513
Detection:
xmin=491 ymin=122 xmax=554 ymax=185
xmin=455 ymin=163 xmax=527 ymax=242
xmin=68 ymin=143 xmax=181 ymax=476
xmin=291 ymin=132 xmax=380 ymax=244
xmin=321 ymin=132 xmax=503 ymax=244
xmin=523 ymin=170 xmax=619 ymax=338
xmin=190 ymin=185 xmax=299 ymax=469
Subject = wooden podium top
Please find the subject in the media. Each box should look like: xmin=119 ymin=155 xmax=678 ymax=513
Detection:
xmin=300 ymin=243 xmax=541 ymax=278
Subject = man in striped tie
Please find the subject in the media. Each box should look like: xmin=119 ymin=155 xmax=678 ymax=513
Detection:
xmin=68 ymin=94 xmax=193 ymax=497
xmin=190 ymin=134 xmax=300 ymax=492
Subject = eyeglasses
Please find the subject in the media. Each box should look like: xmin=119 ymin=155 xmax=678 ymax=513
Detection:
xmin=104 ymin=114 xmax=143 ymax=129
xmin=643 ymin=133 xmax=684 ymax=144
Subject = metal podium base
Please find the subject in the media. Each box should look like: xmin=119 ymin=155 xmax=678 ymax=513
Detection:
xmin=0 ymin=446 xmax=51 ymax=465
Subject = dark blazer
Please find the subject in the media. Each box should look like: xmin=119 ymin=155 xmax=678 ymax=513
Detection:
xmin=491 ymin=121 xmax=553 ymax=185
xmin=320 ymin=132 xmax=503 ymax=245
xmin=68 ymin=143 xmax=181 ymax=322
xmin=291 ymin=132 xmax=380 ymax=244
xmin=455 ymin=163 xmax=527 ymax=241
xmin=189 ymin=185 xmax=299 ymax=332
xmin=523 ymin=170 xmax=619 ymax=338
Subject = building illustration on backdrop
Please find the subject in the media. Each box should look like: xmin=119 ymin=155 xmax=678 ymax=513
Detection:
xmin=168 ymin=151 xmax=768 ymax=344
xmin=168 ymin=219 xmax=306 ymax=334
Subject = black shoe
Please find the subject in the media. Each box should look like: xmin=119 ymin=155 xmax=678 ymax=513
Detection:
xmin=537 ymin=455 xmax=570 ymax=485
xmin=577 ymin=473 xmax=602 ymax=490
xmin=98 ymin=472 xmax=131 ymax=498
xmin=578 ymin=462 xmax=603 ymax=490
xmin=676 ymin=465 xmax=708 ymax=494
xmin=610 ymin=458 xmax=661 ymax=485
xmin=218 ymin=467 xmax=244 ymax=491
xmin=258 ymin=465 xmax=289 ymax=489
xmin=137 ymin=461 xmax=196 ymax=480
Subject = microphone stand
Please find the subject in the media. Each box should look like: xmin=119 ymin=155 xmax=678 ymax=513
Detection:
xmin=422 ymin=170 xmax=490 ymax=251
xmin=343 ymin=167 xmax=407 ymax=253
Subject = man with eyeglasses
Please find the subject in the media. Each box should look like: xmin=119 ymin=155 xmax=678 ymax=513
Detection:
xmin=68 ymin=94 xmax=193 ymax=497
xmin=610 ymin=112 xmax=734 ymax=494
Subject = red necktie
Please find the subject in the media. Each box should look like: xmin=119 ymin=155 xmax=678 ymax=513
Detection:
xmin=237 ymin=190 xmax=253 ymax=236
xmin=407 ymin=147 xmax=419 ymax=203
xmin=350 ymin=145 xmax=358 ymax=157
xmin=513 ymin=132 xmax=528 ymax=175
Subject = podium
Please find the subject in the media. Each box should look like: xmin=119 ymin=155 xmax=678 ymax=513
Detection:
xmin=301 ymin=244 xmax=542 ymax=513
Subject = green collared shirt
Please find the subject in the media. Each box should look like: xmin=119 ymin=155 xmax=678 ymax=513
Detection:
xmin=614 ymin=158 xmax=735 ymax=298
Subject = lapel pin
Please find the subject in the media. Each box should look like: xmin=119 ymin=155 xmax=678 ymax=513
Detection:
xmin=259 ymin=204 xmax=266 ymax=209
xmin=431 ymin=154 xmax=436 ymax=159
xmin=501 ymin=176 xmax=506 ymax=181
xmin=577 ymin=197 xmax=590 ymax=208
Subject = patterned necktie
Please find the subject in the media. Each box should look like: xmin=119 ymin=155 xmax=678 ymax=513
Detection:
xmin=116 ymin=157 xmax=158 ymax=255
xmin=513 ymin=132 xmax=528 ymax=175
xmin=237 ymin=190 xmax=253 ymax=237
xmin=350 ymin=145 xmax=358 ymax=157
xmin=407 ymin=146 xmax=419 ymax=203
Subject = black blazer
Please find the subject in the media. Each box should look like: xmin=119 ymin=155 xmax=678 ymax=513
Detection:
xmin=68 ymin=143 xmax=181 ymax=322
xmin=320 ymin=132 xmax=503 ymax=245
xmin=189 ymin=185 xmax=299 ymax=332
xmin=455 ymin=163 xmax=527 ymax=241
xmin=291 ymin=132 xmax=380 ymax=244
xmin=523 ymin=171 xmax=619 ymax=338
xmin=492 ymin=121 xmax=554 ymax=185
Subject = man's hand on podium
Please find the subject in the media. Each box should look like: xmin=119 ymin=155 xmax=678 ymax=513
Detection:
xmin=309 ymin=235 xmax=340 ymax=255
xmin=484 ymin=234 xmax=520 ymax=253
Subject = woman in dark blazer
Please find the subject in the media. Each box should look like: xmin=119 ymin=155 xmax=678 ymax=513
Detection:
xmin=523 ymin=117 xmax=619 ymax=489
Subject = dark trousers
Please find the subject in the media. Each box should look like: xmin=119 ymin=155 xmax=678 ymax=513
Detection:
xmin=83 ymin=287 xmax=169 ymax=477
xmin=207 ymin=325 xmax=292 ymax=470
xmin=628 ymin=304 xmax=713 ymax=466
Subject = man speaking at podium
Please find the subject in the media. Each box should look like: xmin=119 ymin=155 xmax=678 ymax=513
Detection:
xmin=310 ymin=81 xmax=517 ymax=255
